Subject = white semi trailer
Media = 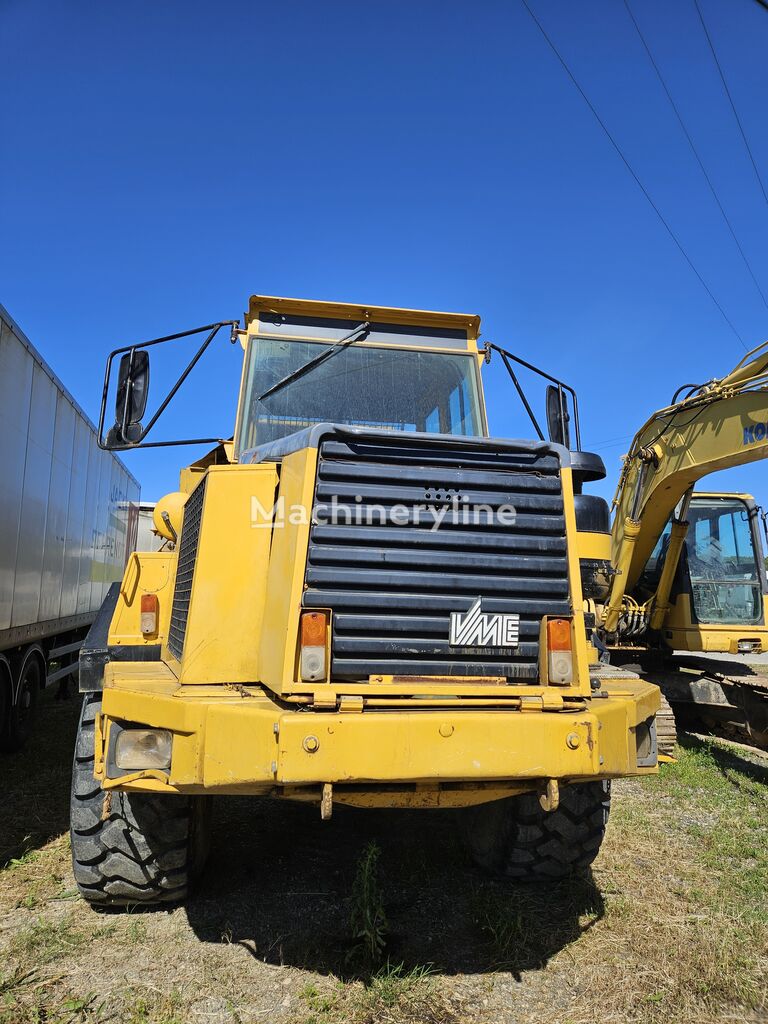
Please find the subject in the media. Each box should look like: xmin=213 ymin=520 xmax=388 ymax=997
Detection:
xmin=0 ymin=305 xmax=140 ymax=749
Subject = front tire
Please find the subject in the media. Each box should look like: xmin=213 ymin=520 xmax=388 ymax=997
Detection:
xmin=70 ymin=694 xmax=210 ymax=906
xmin=462 ymin=780 xmax=610 ymax=880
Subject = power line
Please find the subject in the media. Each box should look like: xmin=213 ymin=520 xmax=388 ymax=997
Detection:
xmin=624 ymin=0 xmax=768 ymax=313
xmin=519 ymin=0 xmax=746 ymax=349
xmin=693 ymin=0 xmax=768 ymax=207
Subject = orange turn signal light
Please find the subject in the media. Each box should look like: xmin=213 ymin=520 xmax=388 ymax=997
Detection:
xmin=547 ymin=618 xmax=571 ymax=652
xmin=301 ymin=611 xmax=328 ymax=647
xmin=140 ymin=594 xmax=159 ymax=636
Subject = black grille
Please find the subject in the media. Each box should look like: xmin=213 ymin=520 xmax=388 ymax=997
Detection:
xmin=303 ymin=434 xmax=571 ymax=681
xmin=167 ymin=478 xmax=207 ymax=660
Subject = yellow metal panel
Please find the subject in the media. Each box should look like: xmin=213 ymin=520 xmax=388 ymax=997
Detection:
xmin=177 ymin=463 xmax=278 ymax=684
xmin=108 ymin=552 xmax=176 ymax=646
xmin=98 ymin=676 xmax=658 ymax=794
xmin=273 ymin=708 xmax=601 ymax=783
xmin=576 ymin=531 xmax=611 ymax=560
xmin=248 ymin=295 xmax=481 ymax=347
xmin=665 ymin=594 xmax=768 ymax=653
xmin=559 ymin=467 xmax=592 ymax=695
xmin=257 ymin=447 xmax=319 ymax=691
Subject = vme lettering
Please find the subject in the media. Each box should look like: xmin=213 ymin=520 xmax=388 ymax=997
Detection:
xmin=449 ymin=597 xmax=520 ymax=649
xmin=743 ymin=422 xmax=768 ymax=445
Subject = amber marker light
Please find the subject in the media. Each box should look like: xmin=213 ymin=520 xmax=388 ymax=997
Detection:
xmin=140 ymin=594 xmax=159 ymax=636
xmin=300 ymin=610 xmax=328 ymax=681
xmin=546 ymin=617 xmax=573 ymax=684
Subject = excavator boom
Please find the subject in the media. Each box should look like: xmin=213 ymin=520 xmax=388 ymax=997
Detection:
xmin=610 ymin=339 xmax=768 ymax=596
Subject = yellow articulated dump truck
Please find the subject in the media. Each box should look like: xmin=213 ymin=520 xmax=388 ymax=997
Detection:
xmin=71 ymin=296 xmax=659 ymax=906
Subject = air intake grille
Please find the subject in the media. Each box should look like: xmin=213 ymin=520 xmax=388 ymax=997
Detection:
xmin=167 ymin=477 xmax=206 ymax=660
xmin=303 ymin=434 xmax=571 ymax=681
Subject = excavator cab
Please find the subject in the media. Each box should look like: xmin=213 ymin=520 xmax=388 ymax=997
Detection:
xmin=643 ymin=493 xmax=768 ymax=654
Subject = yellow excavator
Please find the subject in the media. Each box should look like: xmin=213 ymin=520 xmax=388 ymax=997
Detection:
xmin=592 ymin=339 xmax=768 ymax=751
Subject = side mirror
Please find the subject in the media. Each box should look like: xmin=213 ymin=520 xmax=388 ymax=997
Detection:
xmin=97 ymin=320 xmax=239 ymax=451
xmin=546 ymin=384 xmax=571 ymax=449
xmin=112 ymin=350 xmax=150 ymax=445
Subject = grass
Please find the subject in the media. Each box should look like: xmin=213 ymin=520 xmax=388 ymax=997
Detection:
xmin=1 ymin=690 xmax=766 ymax=1024
xmin=478 ymin=874 xmax=604 ymax=972
xmin=295 ymin=963 xmax=453 ymax=1024
xmin=576 ymin=736 xmax=768 ymax=1021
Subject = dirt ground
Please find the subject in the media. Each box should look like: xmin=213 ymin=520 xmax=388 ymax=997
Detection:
xmin=0 ymin=691 xmax=766 ymax=1024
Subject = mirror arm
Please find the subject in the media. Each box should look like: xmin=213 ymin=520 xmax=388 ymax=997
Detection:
xmin=498 ymin=351 xmax=545 ymax=442
xmin=486 ymin=343 xmax=582 ymax=450
xmin=97 ymin=320 xmax=239 ymax=450
xmin=137 ymin=324 xmax=223 ymax=441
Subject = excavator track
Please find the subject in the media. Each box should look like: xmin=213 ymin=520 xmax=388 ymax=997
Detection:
xmin=645 ymin=657 xmax=768 ymax=752
xmin=655 ymin=692 xmax=678 ymax=757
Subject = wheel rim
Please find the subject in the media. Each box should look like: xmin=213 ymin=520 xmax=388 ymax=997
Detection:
xmin=16 ymin=659 xmax=40 ymax=728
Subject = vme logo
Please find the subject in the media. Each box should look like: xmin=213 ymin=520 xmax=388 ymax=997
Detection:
xmin=743 ymin=422 xmax=768 ymax=445
xmin=449 ymin=597 xmax=520 ymax=649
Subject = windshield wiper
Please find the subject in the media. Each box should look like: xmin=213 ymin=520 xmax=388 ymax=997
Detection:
xmin=257 ymin=320 xmax=371 ymax=402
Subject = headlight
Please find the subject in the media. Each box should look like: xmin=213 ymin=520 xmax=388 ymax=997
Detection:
xmin=114 ymin=728 xmax=172 ymax=771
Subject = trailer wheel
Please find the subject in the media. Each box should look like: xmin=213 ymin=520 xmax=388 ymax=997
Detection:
xmin=0 ymin=649 xmax=42 ymax=752
xmin=0 ymin=657 xmax=11 ymax=746
xmin=461 ymin=780 xmax=611 ymax=880
xmin=70 ymin=694 xmax=210 ymax=906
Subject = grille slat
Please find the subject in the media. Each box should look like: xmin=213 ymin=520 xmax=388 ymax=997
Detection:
xmin=167 ymin=478 xmax=207 ymax=660
xmin=334 ymin=614 xmax=543 ymax=639
xmin=318 ymin=460 xmax=562 ymax=493
xmin=315 ymin=481 xmax=564 ymax=511
xmin=312 ymin=506 xmax=566 ymax=532
xmin=304 ymin=433 xmax=570 ymax=681
xmin=304 ymin=591 xmax=571 ymax=617
xmin=306 ymin=566 xmax=569 ymax=595
xmin=319 ymin=439 xmax=561 ymax=473
xmin=308 ymin=544 xmax=567 ymax=575
xmin=311 ymin=524 xmax=566 ymax=553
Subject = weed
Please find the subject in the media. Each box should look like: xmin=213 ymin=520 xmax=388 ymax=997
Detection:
xmin=348 ymin=842 xmax=387 ymax=968
xmin=358 ymin=962 xmax=451 ymax=1024
xmin=298 ymin=980 xmax=343 ymax=1021
xmin=126 ymin=919 xmax=148 ymax=944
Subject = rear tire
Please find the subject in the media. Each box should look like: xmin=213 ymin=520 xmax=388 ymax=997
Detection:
xmin=70 ymin=693 xmax=210 ymax=906
xmin=462 ymin=780 xmax=610 ymax=880
xmin=0 ymin=650 xmax=41 ymax=752
xmin=0 ymin=657 xmax=11 ymax=745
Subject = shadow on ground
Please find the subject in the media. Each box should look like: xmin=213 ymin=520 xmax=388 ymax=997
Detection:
xmin=678 ymin=732 xmax=768 ymax=788
xmin=185 ymin=795 xmax=604 ymax=981
xmin=0 ymin=690 xmax=78 ymax=867
xmin=0 ymin=691 xmax=607 ymax=980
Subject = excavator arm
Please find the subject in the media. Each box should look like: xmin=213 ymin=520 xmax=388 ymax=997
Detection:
xmin=604 ymin=339 xmax=768 ymax=633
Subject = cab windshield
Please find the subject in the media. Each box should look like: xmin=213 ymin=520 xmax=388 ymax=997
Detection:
xmin=642 ymin=497 xmax=765 ymax=625
xmin=235 ymin=338 xmax=484 ymax=452
xmin=685 ymin=498 xmax=764 ymax=625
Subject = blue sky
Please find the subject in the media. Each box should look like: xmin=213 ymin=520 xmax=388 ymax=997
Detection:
xmin=2 ymin=0 xmax=767 ymax=505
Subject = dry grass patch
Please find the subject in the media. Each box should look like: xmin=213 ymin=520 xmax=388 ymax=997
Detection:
xmin=1 ymin=692 xmax=766 ymax=1024
xmin=295 ymin=963 xmax=459 ymax=1024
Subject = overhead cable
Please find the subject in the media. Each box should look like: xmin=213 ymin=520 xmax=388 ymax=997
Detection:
xmin=624 ymin=0 xmax=768 ymax=312
xmin=693 ymin=0 xmax=768 ymax=207
xmin=519 ymin=0 xmax=746 ymax=349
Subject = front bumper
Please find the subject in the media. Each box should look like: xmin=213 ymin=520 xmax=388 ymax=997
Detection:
xmin=94 ymin=668 xmax=660 ymax=802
